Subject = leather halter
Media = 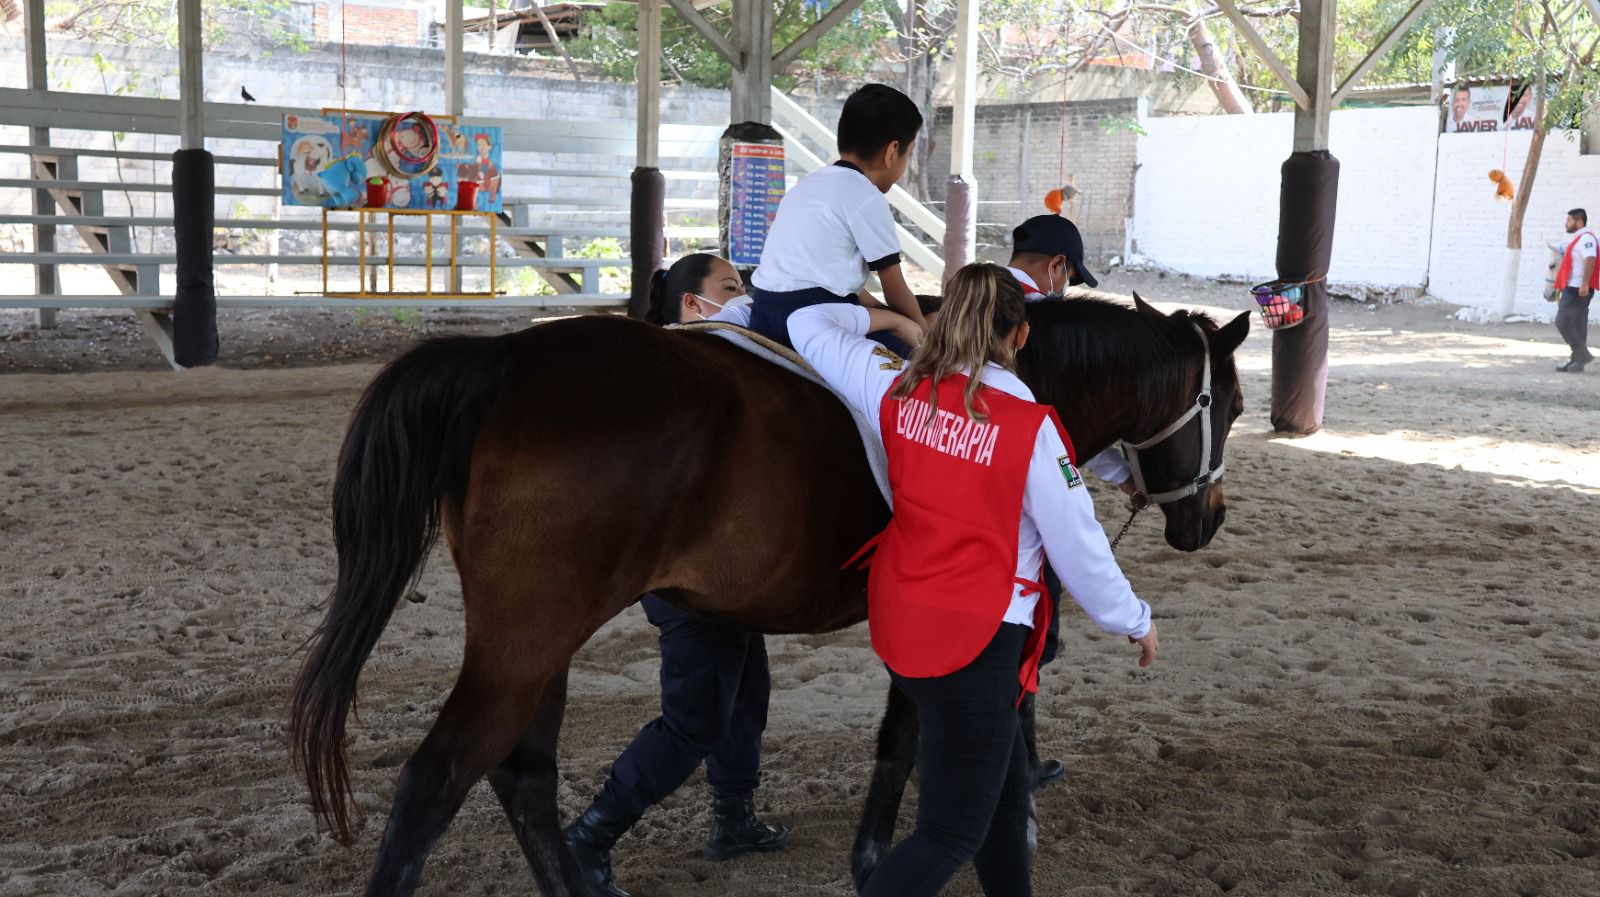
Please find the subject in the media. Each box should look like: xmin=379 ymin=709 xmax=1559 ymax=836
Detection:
xmin=1119 ymin=323 xmax=1226 ymax=506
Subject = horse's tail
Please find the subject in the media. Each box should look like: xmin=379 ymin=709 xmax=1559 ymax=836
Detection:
xmin=288 ymin=334 xmax=512 ymax=846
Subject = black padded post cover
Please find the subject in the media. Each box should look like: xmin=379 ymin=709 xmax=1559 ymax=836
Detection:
xmin=172 ymin=148 xmax=218 ymax=367
xmin=630 ymin=167 xmax=666 ymax=320
xmin=1271 ymin=150 xmax=1340 ymax=435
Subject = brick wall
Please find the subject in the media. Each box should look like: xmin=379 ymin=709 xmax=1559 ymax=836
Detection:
xmin=1132 ymin=107 xmax=1441 ymax=288
xmin=313 ymin=6 xmax=418 ymax=45
xmin=311 ymin=1 xmax=421 ymax=46
xmin=926 ymin=98 xmax=1143 ymax=265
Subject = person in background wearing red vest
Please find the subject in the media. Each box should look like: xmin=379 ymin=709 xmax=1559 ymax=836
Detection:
xmin=1004 ymin=213 xmax=1136 ymax=787
xmin=791 ymin=263 xmax=1159 ymax=897
xmin=1554 ymin=208 xmax=1597 ymax=373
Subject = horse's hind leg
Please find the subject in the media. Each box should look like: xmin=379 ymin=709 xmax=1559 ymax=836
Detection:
xmin=363 ymin=655 xmax=562 ymax=897
xmin=487 ymin=667 xmax=584 ymax=897
xmin=850 ymin=683 xmax=918 ymax=894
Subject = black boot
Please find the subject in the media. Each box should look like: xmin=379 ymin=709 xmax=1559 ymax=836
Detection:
xmin=563 ymin=800 xmax=641 ymax=897
xmin=705 ymin=792 xmax=790 ymax=861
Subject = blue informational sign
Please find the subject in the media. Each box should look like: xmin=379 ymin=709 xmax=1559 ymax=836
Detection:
xmin=281 ymin=112 xmax=504 ymax=212
xmin=727 ymin=142 xmax=786 ymax=267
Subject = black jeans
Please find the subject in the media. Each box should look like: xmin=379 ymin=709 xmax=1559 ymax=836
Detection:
xmin=597 ymin=595 xmax=770 ymax=817
xmin=861 ymin=624 xmax=1033 ymax=897
xmin=1556 ymin=287 xmax=1593 ymax=364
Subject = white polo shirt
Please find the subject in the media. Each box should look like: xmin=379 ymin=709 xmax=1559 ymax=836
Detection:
xmin=1567 ymin=229 xmax=1598 ymax=287
xmin=752 ymin=163 xmax=902 ymax=298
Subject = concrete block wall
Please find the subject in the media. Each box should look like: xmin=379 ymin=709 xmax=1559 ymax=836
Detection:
xmin=1428 ymin=130 xmax=1600 ymax=318
xmin=927 ymin=98 xmax=1142 ymax=264
xmin=1132 ymin=106 xmax=1440 ymax=287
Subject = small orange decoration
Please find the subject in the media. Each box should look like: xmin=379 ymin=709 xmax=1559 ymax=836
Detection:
xmin=1044 ymin=188 xmax=1064 ymax=215
xmin=1489 ymin=169 xmax=1515 ymax=201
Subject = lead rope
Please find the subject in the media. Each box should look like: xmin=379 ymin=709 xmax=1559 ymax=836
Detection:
xmin=1108 ymin=493 xmax=1151 ymax=553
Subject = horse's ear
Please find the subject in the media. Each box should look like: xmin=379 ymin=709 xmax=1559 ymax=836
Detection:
xmin=1131 ymin=292 xmax=1163 ymax=317
xmin=1215 ymin=309 xmax=1252 ymax=355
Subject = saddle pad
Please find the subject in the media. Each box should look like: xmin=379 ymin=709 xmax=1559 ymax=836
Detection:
xmin=676 ymin=321 xmax=892 ymax=507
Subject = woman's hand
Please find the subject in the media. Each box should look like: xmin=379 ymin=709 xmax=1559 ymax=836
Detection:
xmin=1129 ymin=623 xmax=1159 ymax=667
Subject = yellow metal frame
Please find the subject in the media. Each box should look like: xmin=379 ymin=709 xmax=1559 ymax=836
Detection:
xmin=320 ymin=207 xmax=498 ymax=300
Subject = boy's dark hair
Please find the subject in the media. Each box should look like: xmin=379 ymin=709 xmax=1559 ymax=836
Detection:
xmin=1571 ymin=208 xmax=1588 ymax=225
xmin=837 ymin=84 xmax=922 ymax=159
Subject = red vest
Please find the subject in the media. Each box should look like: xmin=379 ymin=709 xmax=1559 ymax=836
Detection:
xmin=860 ymin=372 xmax=1072 ymax=696
xmin=1556 ymin=229 xmax=1599 ymax=292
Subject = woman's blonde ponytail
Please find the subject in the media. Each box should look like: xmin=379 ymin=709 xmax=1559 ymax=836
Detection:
xmin=890 ymin=263 xmax=1027 ymax=421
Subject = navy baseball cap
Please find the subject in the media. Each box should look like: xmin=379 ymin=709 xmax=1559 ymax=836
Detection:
xmin=1012 ymin=215 xmax=1097 ymax=288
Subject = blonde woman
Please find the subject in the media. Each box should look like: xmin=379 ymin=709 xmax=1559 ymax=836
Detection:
xmin=789 ymin=263 xmax=1158 ymax=897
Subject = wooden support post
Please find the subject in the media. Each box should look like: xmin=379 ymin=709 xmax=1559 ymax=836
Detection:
xmin=445 ymin=0 xmax=465 ymax=118
xmin=638 ymin=0 xmax=661 ymax=171
xmin=945 ymin=0 xmax=979 ymax=272
xmin=24 ymin=0 xmax=56 ymax=330
xmin=1294 ymin=0 xmax=1335 ymax=152
xmin=178 ymin=0 xmax=205 ymax=151
xmin=631 ymin=0 xmax=665 ymax=319
xmin=445 ymin=0 xmax=465 ymax=292
xmin=730 ymin=0 xmax=774 ymax=125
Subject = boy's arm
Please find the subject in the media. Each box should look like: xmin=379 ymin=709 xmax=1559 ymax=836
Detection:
xmin=875 ymin=263 xmax=925 ymax=327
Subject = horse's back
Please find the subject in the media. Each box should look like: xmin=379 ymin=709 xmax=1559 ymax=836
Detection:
xmin=462 ymin=317 xmax=881 ymax=633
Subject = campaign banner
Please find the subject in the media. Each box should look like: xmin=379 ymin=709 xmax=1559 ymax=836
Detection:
xmin=281 ymin=112 xmax=504 ymax=212
xmin=1446 ymin=85 xmax=1537 ymax=133
xmin=727 ymin=142 xmax=786 ymax=268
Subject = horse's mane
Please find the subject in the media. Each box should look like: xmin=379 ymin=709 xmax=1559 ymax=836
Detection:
xmin=1019 ymin=296 xmax=1218 ymax=438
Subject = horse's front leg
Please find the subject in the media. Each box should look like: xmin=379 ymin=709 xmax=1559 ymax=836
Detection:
xmin=850 ymin=683 xmax=918 ymax=894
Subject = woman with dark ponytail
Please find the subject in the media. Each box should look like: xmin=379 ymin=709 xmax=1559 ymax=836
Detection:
xmin=645 ymin=253 xmax=748 ymax=326
xmin=789 ymin=263 xmax=1159 ymax=897
xmin=565 ymin=250 xmax=780 ymax=897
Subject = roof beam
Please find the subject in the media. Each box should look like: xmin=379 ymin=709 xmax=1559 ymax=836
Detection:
xmin=772 ymin=0 xmax=870 ymax=73
xmin=1213 ymin=0 xmax=1311 ymax=110
xmin=1332 ymin=0 xmax=1438 ymax=105
xmin=662 ymin=0 xmax=743 ymax=71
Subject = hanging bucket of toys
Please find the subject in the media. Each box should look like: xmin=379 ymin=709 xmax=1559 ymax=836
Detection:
xmin=1250 ymin=277 xmax=1317 ymax=330
xmin=374 ymin=111 xmax=441 ymax=180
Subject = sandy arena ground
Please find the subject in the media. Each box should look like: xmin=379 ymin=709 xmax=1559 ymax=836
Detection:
xmin=2 ymin=276 xmax=1598 ymax=897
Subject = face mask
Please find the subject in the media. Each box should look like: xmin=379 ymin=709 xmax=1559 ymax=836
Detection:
xmin=692 ymin=294 xmax=751 ymax=312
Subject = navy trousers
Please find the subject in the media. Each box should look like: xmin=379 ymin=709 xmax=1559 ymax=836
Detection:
xmin=596 ymin=595 xmax=770 ymax=817
xmin=748 ymin=285 xmax=916 ymax=358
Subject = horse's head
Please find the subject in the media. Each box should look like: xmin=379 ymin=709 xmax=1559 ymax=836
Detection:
xmin=1123 ymin=293 xmax=1250 ymax=551
xmin=1017 ymin=292 xmax=1251 ymax=553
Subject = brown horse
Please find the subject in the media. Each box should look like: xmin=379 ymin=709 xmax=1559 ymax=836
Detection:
xmin=289 ymin=295 xmax=1251 ymax=897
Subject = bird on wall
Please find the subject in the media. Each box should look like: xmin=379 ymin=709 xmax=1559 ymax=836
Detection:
xmin=241 ymin=85 xmax=257 ymax=103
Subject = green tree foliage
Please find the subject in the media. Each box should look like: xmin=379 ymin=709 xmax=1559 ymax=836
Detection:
xmin=42 ymin=0 xmax=307 ymax=51
xmin=568 ymin=1 xmax=896 ymax=89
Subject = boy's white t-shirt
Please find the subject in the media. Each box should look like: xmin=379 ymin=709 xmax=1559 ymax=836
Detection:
xmin=752 ymin=163 xmax=902 ymax=298
xmin=1566 ymin=229 xmax=1598 ymax=287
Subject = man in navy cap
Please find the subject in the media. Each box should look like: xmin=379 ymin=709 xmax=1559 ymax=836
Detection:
xmin=1003 ymin=214 xmax=1133 ymax=791
xmin=1006 ymin=214 xmax=1098 ymax=299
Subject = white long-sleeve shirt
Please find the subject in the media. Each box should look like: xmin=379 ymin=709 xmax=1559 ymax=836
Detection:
xmin=790 ymin=303 xmax=1151 ymax=639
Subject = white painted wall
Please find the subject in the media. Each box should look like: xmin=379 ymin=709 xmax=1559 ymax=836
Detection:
xmin=1132 ymin=105 xmax=1599 ymax=320
xmin=1428 ymin=129 xmax=1600 ymax=318
xmin=1132 ymin=106 xmax=1440 ymax=288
